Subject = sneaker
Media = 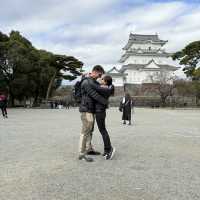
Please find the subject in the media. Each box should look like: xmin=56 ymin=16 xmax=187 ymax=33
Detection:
xmin=105 ymin=147 xmax=116 ymax=160
xmin=87 ymin=150 xmax=101 ymax=155
xmin=78 ymin=155 xmax=93 ymax=162
xmin=102 ymin=152 xmax=107 ymax=157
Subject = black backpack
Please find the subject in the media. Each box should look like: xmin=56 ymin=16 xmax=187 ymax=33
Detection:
xmin=73 ymin=79 xmax=84 ymax=104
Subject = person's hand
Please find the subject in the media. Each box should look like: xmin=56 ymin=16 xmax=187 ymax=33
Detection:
xmin=82 ymin=73 xmax=89 ymax=77
xmin=100 ymin=85 xmax=108 ymax=88
xmin=109 ymin=84 xmax=114 ymax=89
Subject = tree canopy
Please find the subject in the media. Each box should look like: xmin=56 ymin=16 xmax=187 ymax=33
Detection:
xmin=172 ymin=41 xmax=200 ymax=80
xmin=0 ymin=30 xmax=83 ymax=106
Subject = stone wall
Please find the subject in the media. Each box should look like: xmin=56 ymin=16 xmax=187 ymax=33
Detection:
xmin=52 ymin=84 xmax=199 ymax=108
xmin=111 ymin=84 xmax=199 ymax=107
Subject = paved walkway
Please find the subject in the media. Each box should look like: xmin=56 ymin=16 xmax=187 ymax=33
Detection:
xmin=0 ymin=108 xmax=200 ymax=200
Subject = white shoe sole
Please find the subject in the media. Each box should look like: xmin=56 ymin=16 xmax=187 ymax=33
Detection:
xmin=110 ymin=147 xmax=116 ymax=160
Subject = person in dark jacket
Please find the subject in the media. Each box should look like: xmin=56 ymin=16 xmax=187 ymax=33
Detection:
xmin=0 ymin=93 xmax=8 ymax=118
xmin=121 ymin=93 xmax=133 ymax=125
xmin=78 ymin=65 xmax=109 ymax=162
xmin=93 ymin=75 xmax=115 ymax=160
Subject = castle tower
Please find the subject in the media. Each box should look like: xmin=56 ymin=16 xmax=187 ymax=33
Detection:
xmin=118 ymin=33 xmax=178 ymax=84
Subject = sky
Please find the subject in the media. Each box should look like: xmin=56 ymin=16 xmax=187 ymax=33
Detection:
xmin=1 ymin=0 xmax=200 ymax=80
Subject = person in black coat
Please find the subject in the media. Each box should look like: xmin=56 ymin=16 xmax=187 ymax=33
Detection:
xmin=0 ymin=93 xmax=8 ymax=118
xmin=91 ymin=75 xmax=115 ymax=160
xmin=121 ymin=93 xmax=133 ymax=125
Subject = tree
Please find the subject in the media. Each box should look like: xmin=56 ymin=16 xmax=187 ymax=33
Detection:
xmin=0 ymin=30 xmax=84 ymax=106
xmin=29 ymin=50 xmax=55 ymax=105
xmin=172 ymin=41 xmax=200 ymax=80
xmin=174 ymin=79 xmax=193 ymax=97
xmin=45 ymin=54 xmax=83 ymax=101
xmin=146 ymin=70 xmax=176 ymax=106
xmin=191 ymin=81 xmax=200 ymax=105
xmin=172 ymin=41 xmax=200 ymax=105
xmin=5 ymin=31 xmax=38 ymax=105
xmin=0 ymin=31 xmax=9 ymax=92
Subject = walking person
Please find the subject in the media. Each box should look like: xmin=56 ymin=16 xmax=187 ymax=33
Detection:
xmin=0 ymin=93 xmax=8 ymax=118
xmin=120 ymin=93 xmax=133 ymax=125
xmin=78 ymin=65 xmax=108 ymax=162
xmin=94 ymin=75 xmax=115 ymax=160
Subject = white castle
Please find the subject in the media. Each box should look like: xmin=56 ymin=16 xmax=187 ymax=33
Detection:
xmin=107 ymin=33 xmax=178 ymax=86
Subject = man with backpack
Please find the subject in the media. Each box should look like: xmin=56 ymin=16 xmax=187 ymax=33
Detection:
xmin=77 ymin=65 xmax=108 ymax=162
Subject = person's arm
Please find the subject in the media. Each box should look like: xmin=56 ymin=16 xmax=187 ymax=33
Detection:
xmin=90 ymin=82 xmax=113 ymax=97
xmin=82 ymin=80 xmax=108 ymax=105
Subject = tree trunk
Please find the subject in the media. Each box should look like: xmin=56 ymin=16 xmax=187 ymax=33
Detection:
xmin=195 ymin=96 xmax=199 ymax=106
xmin=33 ymin=88 xmax=39 ymax=107
xmin=9 ymin=92 xmax=15 ymax=107
xmin=161 ymin=95 xmax=167 ymax=107
xmin=23 ymin=96 xmax=26 ymax=108
xmin=8 ymin=85 xmax=15 ymax=107
xmin=45 ymin=71 xmax=57 ymax=102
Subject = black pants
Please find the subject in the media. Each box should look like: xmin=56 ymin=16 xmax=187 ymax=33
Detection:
xmin=1 ymin=106 xmax=7 ymax=117
xmin=95 ymin=112 xmax=112 ymax=153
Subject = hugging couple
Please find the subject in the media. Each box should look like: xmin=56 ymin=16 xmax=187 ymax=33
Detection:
xmin=78 ymin=65 xmax=115 ymax=162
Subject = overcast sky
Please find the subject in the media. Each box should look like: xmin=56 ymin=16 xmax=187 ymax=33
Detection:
xmin=1 ymin=0 xmax=200 ymax=78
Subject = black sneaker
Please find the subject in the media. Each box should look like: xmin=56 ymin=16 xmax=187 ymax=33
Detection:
xmin=105 ymin=147 xmax=116 ymax=160
xmin=78 ymin=155 xmax=93 ymax=162
xmin=87 ymin=150 xmax=101 ymax=155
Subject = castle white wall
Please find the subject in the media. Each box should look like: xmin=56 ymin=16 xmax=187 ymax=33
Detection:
xmin=129 ymin=43 xmax=162 ymax=50
xmin=124 ymin=55 xmax=169 ymax=65
xmin=112 ymin=76 xmax=124 ymax=86
xmin=125 ymin=68 xmax=175 ymax=84
xmin=126 ymin=69 xmax=149 ymax=84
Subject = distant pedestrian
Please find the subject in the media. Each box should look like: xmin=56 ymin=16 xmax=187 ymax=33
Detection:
xmin=50 ymin=101 xmax=54 ymax=109
xmin=66 ymin=102 xmax=70 ymax=109
xmin=54 ymin=101 xmax=58 ymax=108
xmin=0 ymin=93 xmax=8 ymax=118
xmin=120 ymin=93 xmax=133 ymax=125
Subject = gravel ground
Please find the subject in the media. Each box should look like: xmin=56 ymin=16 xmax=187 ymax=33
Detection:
xmin=0 ymin=108 xmax=200 ymax=200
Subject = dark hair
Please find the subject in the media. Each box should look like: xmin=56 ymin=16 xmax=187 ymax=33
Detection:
xmin=125 ymin=93 xmax=131 ymax=100
xmin=103 ymin=75 xmax=112 ymax=86
xmin=92 ymin=65 xmax=105 ymax=74
xmin=103 ymin=75 xmax=114 ymax=96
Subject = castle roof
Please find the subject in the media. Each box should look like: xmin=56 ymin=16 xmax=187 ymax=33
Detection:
xmin=119 ymin=49 xmax=171 ymax=63
xmin=107 ymin=67 xmax=126 ymax=77
xmin=130 ymin=34 xmax=164 ymax=42
xmin=120 ymin=60 xmax=179 ymax=73
xmin=123 ymin=33 xmax=168 ymax=50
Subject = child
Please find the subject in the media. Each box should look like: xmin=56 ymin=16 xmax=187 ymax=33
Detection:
xmin=93 ymin=75 xmax=115 ymax=160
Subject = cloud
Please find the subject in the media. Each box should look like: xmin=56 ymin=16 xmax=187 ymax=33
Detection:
xmin=0 ymin=0 xmax=200 ymax=78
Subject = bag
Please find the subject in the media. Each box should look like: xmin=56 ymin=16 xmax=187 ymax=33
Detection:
xmin=73 ymin=79 xmax=83 ymax=104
